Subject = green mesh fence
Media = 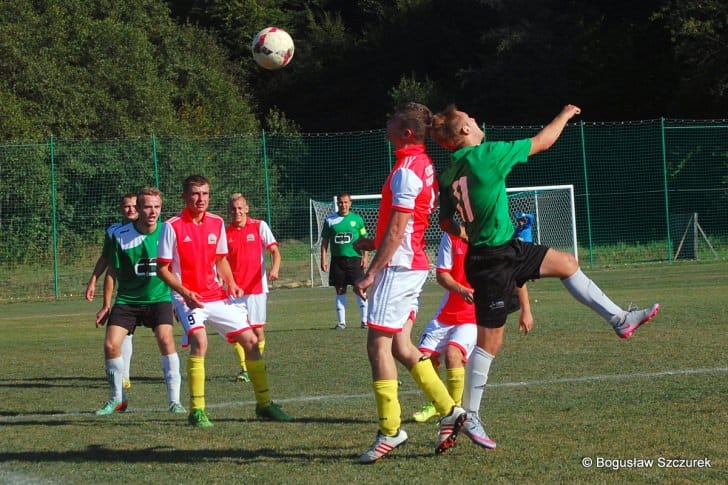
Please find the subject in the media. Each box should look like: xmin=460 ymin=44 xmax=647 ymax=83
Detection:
xmin=1 ymin=119 xmax=726 ymax=301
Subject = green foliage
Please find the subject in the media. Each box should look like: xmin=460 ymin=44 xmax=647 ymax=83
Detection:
xmin=388 ymin=73 xmax=445 ymax=114
xmin=652 ymin=0 xmax=728 ymax=101
xmin=0 ymin=0 xmax=259 ymax=139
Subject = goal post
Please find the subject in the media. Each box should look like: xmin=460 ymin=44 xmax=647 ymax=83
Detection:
xmin=505 ymin=184 xmax=578 ymax=259
xmin=310 ymin=184 xmax=577 ymax=288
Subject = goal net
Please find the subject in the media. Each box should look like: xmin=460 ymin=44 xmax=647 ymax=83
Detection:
xmin=309 ymin=185 xmax=576 ymax=287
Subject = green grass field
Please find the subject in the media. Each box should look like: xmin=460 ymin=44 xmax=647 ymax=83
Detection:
xmin=1 ymin=261 xmax=726 ymax=484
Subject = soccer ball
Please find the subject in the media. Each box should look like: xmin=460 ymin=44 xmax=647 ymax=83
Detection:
xmin=251 ymin=27 xmax=294 ymax=70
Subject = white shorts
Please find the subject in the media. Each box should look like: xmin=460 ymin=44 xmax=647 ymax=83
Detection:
xmin=367 ymin=267 xmax=428 ymax=333
xmin=231 ymin=293 xmax=267 ymax=328
xmin=417 ymin=318 xmax=477 ymax=364
xmin=173 ymin=297 xmax=250 ymax=347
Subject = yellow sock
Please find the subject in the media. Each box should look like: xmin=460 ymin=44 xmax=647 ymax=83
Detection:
xmin=373 ymin=379 xmax=400 ymax=436
xmin=258 ymin=339 xmax=265 ymax=355
xmin=188 ymin=355 xmax=205 ymax=411
xmin=246 ymin=359 xmax=271 ymax=407
xmin=233 ymin=343 xmax=247 ymax=371
xmin=446 ymin=367 xmax=465 ymax=406
xmin=410 ymin=359 xmax=455 ymax=417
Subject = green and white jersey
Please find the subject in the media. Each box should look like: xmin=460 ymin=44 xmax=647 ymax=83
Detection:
xmin=110 ymin=222 xmax=171 ymax=304
xmin=101 ymin=222 xmax=123 ymax=261
xmin=440 ymin=139 xmax=532 ymax=247
xmin=320 ymin=211 xmax=368 ymax=258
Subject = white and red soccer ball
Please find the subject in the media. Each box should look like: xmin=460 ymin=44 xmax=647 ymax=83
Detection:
xmin=251 ymin=27 xmax=294 ymax=70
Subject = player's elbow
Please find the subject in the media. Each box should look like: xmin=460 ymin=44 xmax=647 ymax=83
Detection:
xmin=530 ymin=134 xmax=556 ymax=155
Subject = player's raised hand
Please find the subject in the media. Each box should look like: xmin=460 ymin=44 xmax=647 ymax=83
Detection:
xmin=561 ymin=104 xmax=581 ymax=119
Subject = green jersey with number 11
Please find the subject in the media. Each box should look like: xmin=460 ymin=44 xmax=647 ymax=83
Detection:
xmin=439 ymin=139 xmax=532 ymax=247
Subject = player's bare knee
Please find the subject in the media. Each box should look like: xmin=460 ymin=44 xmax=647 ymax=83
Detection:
xmin=545 ymin=249 xmax=579 ymax=277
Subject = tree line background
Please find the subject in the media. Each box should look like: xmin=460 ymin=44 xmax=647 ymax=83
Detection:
xmin=0 ymin=0 xmax=726 ymax=140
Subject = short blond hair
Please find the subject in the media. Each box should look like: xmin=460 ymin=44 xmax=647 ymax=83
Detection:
xmin=228 ymin=193 xmax=247 ymax=210
xmin=136 ymin=187 xmax=162 ymax=205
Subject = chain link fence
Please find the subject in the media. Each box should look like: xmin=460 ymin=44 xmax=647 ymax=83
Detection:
xmin=1 ymin=119 xmax=726 ymax=300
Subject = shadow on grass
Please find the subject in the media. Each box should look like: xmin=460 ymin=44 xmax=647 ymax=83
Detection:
xmin=0 ymin=376 xmax=164 ymax=388
xmin=0 ymin=443 xmax=436 ymax=463
xmin=0 ymin=413 xmax=374 ymax=425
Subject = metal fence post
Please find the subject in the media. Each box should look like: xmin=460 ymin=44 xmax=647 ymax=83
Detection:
xmin=49 ymin=135 xmax=59 ymax=298
xmin=660 ymin=117 xmax=673 ymax=261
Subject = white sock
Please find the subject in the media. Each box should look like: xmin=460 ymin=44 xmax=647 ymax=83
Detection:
xmin=335 ymin=294 xmax=346 ymax=324
xmin=121 ymin=334 xmax=133 ymax=380
xmin=462 ymin=347 xmax=494 ymax=414
xmin=105 ymin=357 xmax=125 ymax=402
xmin=357 ymin=294 xmax=368 ymax=323
xmin=562 ymin=269 xmax=625 ymax=325
xmin=161 ymin=353 xmax=182 ymax=404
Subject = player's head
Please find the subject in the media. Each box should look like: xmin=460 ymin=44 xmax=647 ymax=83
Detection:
xmin=387 ymin=102 xmax=432 ymax=146
xmin=182 ymin=175 xmax=210 ymax=215
xmin=336 ymin=193 xmax=352 ymax=215
xmin=431 ymin=104 xmax=485 ymax=150
xmin=228 ymin=193 xmax=249 ymax=225
xmin=515 ymin=212 xmax=531 ymax=226
xmin=136 ymin=187 xmax=163 ymax=228
xmin=119 ymin=192 xmax=138 ymax=223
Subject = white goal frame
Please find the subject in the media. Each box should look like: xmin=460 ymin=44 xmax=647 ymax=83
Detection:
xmin=309 ymin=185 xmax=577 ymax=288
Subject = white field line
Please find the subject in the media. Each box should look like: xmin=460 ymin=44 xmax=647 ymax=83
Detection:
xmin=1 ymin=366 xmax=726 ymax=422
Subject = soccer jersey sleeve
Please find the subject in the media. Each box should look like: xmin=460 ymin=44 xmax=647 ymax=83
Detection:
xmin=216 ymin=223 xmax=228 ymax=256
xmin=390 ymin=167 xmax=423 ymax=212
xmin=471 ymin=139 xmax=532 ymax=176
xmin=260 ymin=221 xmax=278 ymax=249
xmin=435 ymin=233 xmax=454 ymax=272
xmin=320 ymin=216 xmax=332 ymax=240
xmin=356 ymin=213 xmax=368 ymax=237
xmin=157 ymin=221 xmax=176 ymax=263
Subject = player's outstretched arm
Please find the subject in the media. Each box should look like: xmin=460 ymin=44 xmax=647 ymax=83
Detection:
xmin=530 ymin=104 xmax=581 ymax=155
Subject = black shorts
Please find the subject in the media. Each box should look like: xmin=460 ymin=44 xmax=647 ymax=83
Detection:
xmin=109 ymin=302 xmax=175 ymax=332
xmin=465 ymin=239 xmax=549 ymax=329
xmin=328 ymin=256 xmax=365 ymax=288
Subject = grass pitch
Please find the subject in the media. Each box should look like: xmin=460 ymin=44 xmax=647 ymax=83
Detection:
xmin=1 ymin=261 xmax=726 ymax=484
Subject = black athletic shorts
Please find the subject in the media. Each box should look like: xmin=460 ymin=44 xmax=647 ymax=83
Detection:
xmin=109 ymin=302 xmax=174 ymax=332
xmin=328 ymin=256 xmax=365 ymax=288
xmin=465 ymin=239 xmax=549 ymax=329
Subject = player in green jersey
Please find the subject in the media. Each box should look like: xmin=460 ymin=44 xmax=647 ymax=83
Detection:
xmin=87 ymin=193 xmax=138 ymax=390
xmin=431 ymin=104 xmax=660 ymax=449
xmin=95 ymin=187 xmax=186 ymax=416
xmin=320 ymin=193 xmax=369 ymax=329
